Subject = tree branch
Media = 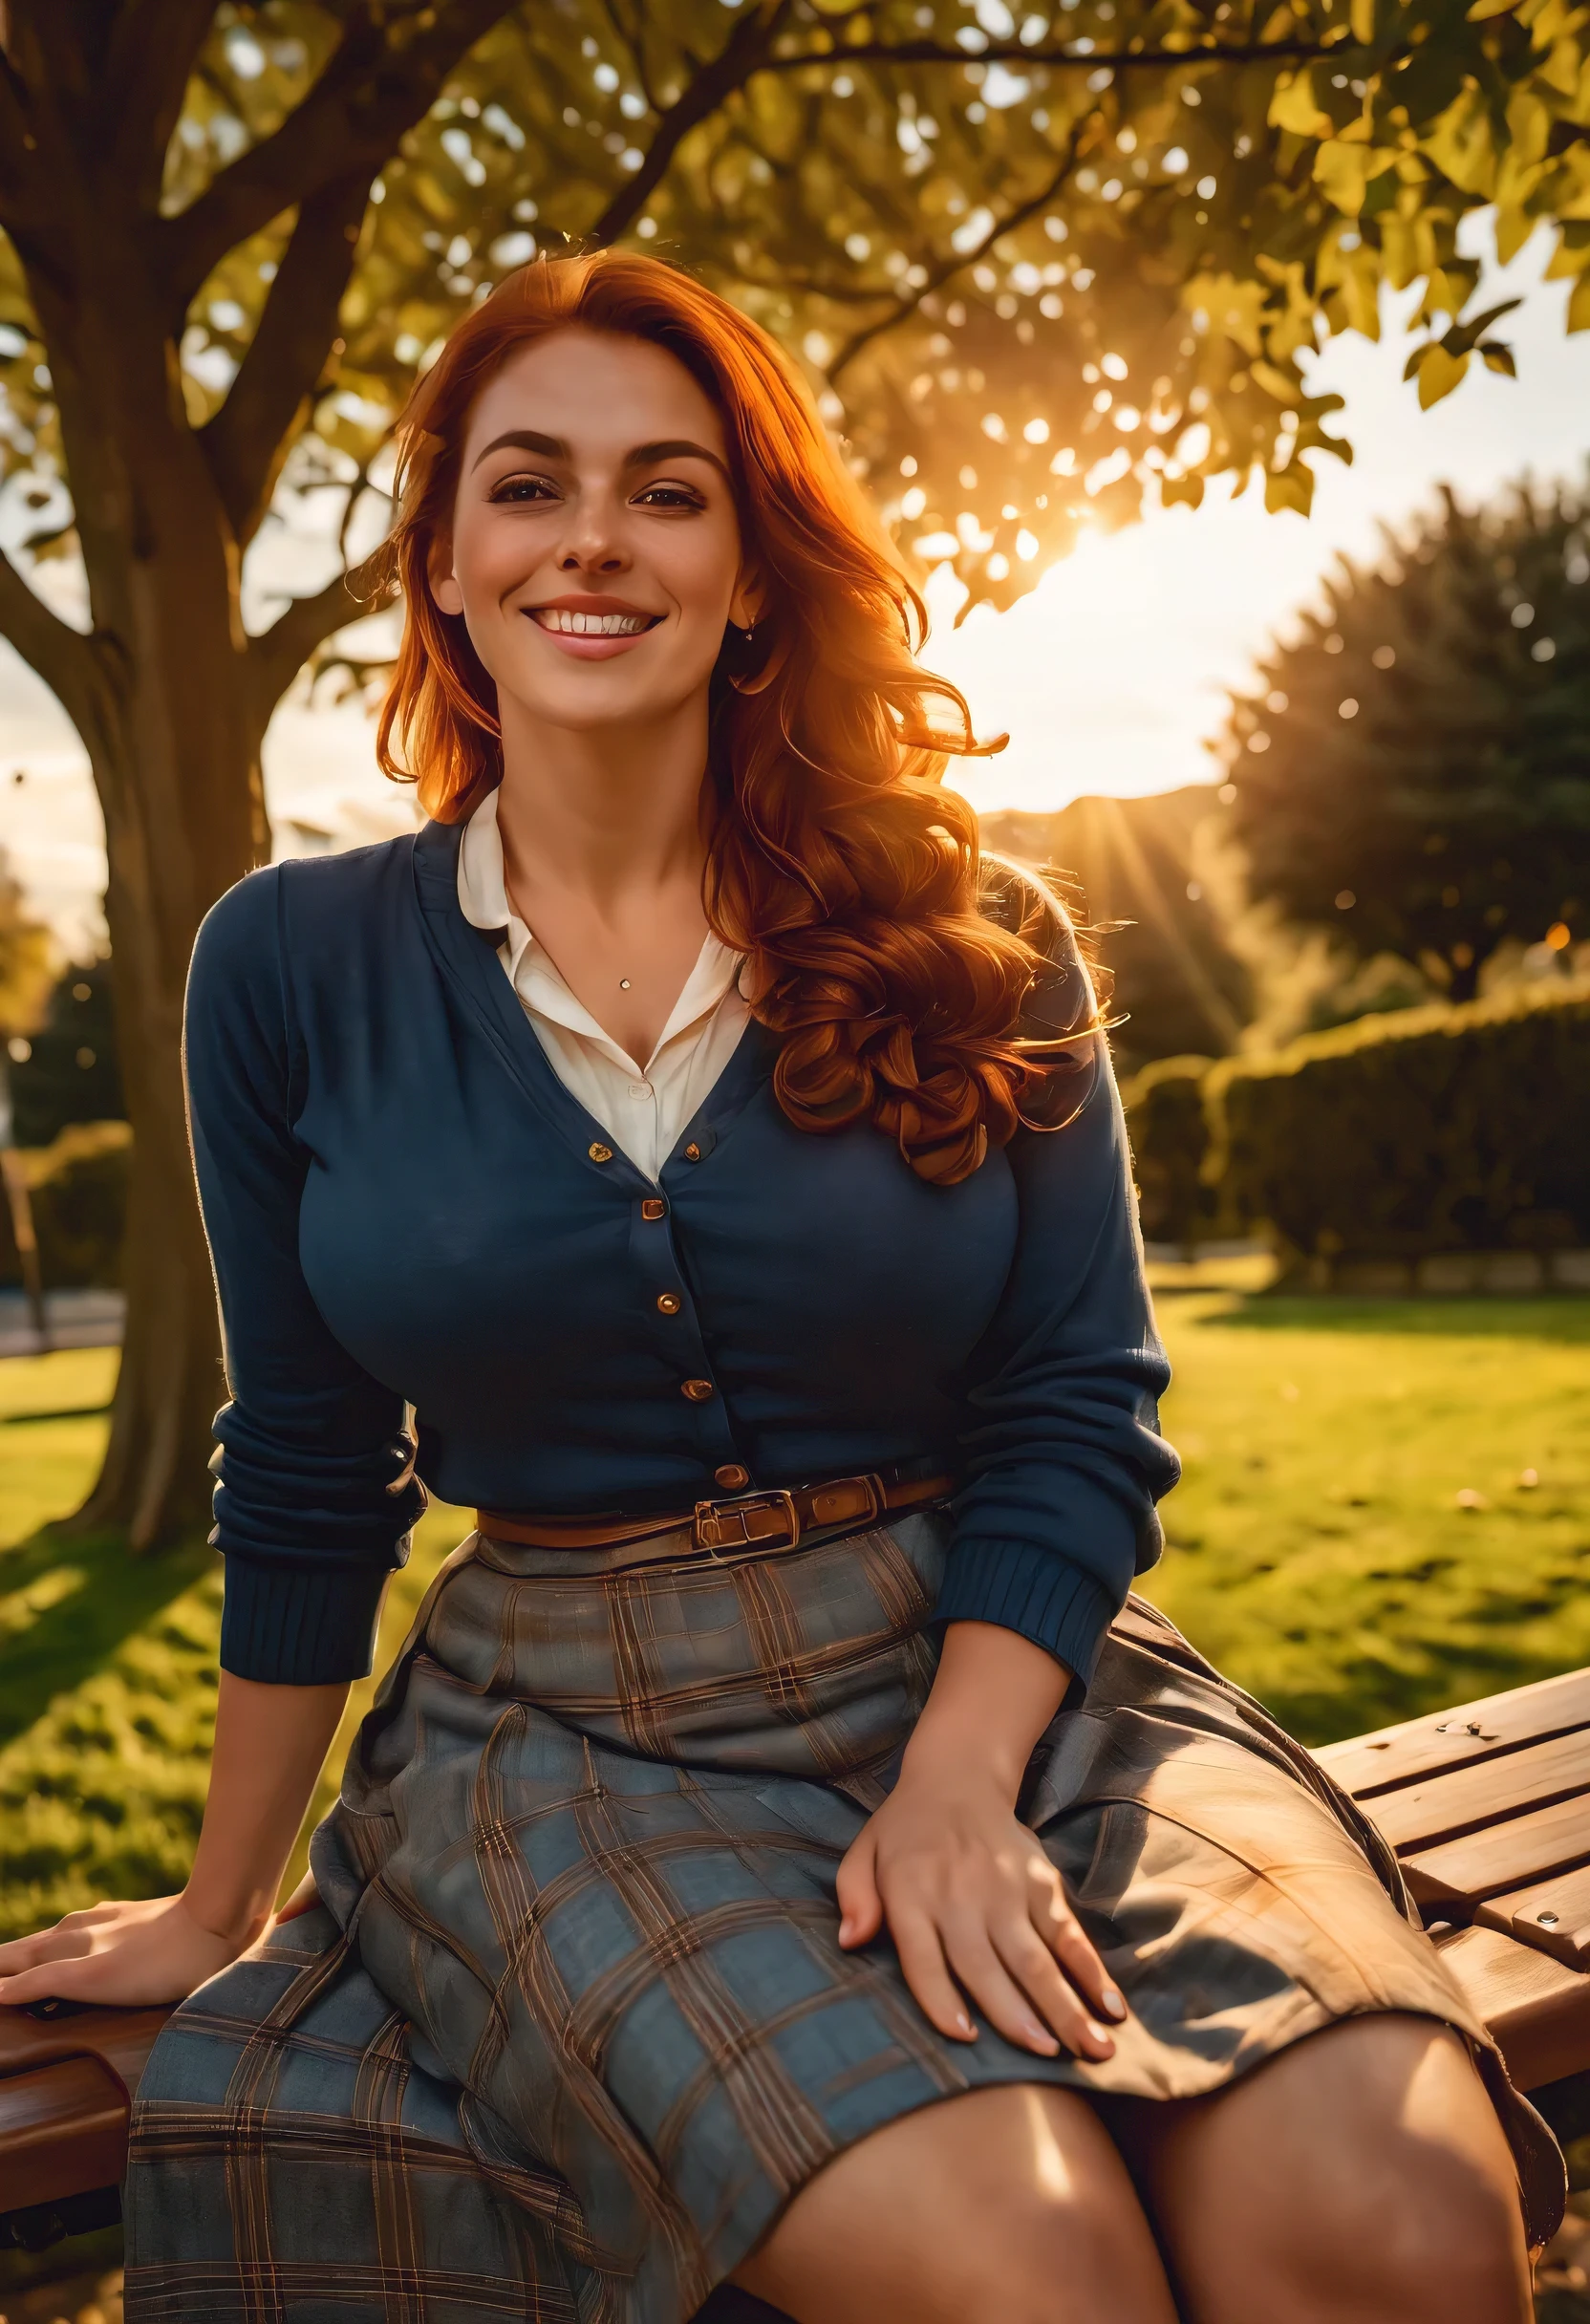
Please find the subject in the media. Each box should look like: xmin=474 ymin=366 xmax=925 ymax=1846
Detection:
xmin=0 ymin=541 xmax=100 ymax=735
xmin=588 ymin=0 xmax=797 ymax=247
xmin=159 ymin=0 xmax=507 ymax=315
xmin=100 ymin=0 xmax=216 ymax=208
xmin=199 ymin=169 xmax=373 ymax=549
xmin=248 ymin=569 xmax=367 ymax=715
xmin=755 ymin=33 xmax=1333 ymax=75
xmin=831 ymin=127 xmax=1085 ymax=380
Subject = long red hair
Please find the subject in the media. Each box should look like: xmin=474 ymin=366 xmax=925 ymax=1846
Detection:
xmin=372 ymin=250 xmax=1071 ymax=1185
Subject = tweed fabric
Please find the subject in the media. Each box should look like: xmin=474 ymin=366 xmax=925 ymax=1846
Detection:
xmin=124 ymin=1510 xmax=1564 ymax=2321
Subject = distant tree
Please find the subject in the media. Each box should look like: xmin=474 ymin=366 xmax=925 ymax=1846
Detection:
xmin=10 ymin=960 xmax=125 ymax=1149
xmin=1219 ymin=478 xmax=1590 ymax=1002
xmin=1 ymin=1 xmax=1587 ymax=1539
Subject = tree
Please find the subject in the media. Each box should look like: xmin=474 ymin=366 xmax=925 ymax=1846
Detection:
xmin=0 ymin=0 xmax=1585 ymax=1542
xmin=1218 ymin=475 xmax=1590 ymax=1001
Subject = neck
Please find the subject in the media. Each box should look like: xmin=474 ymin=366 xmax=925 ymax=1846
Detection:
xmin=493 ymin=690 xmax=712 ymax=914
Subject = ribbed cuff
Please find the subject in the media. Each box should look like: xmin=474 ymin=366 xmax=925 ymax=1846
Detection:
xmin=219 ymin=1556 xmax=392 ymax=1685
xmin=932 ymin=1539 xmax=1116 ymax=1695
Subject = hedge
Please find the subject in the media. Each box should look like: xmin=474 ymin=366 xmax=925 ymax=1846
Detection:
xmin=0 ymin=1120 xmax=130 ymax=1290
xmin=1204 ymin=979 xmax=1590 ymax=1262
xmin=1119 ymin=1054 xmax=1214 ymax=1247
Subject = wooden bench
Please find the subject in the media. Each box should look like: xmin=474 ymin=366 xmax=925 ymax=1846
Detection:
xmin=7 ymin=1665 xmax=1590 ymax=2272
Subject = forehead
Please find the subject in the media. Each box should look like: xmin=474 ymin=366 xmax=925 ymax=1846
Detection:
xmin=463 ymin=326 xmax=727 ymax=459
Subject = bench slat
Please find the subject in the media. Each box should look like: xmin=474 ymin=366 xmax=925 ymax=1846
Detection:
xmin=1363 ymin=1731 xmax=1590 ymax=1854
xmin=1315 ymin=1668 xmax=1590 ymax=1800
xmin=0 ymin=2053 xmax=131 ymax=2213
xmin=1403 ymin=1791 xmax=1590 ymax=1912
xmin=1476 ymin=1864 xmax=1590 ymax=1969
xmin=1433 ymin=1924 xmax=1590 ymax=2093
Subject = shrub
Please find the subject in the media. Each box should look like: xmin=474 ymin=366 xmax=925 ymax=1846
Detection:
xmin=1120 ymin=1054 xmax=1214 ymax=1247
xmin=0 ymin=1120 xmax=130 ymax=1289
xmin=1205 ymin=979 xmax=1590 ymax=1260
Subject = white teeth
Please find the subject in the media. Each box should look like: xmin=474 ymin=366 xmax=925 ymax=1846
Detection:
xmin=535 ymin=608 xmax=652 ymax=635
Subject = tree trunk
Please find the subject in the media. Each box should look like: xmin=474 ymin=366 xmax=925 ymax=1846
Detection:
xmin=28 ymin=228 xmax=269 ymax=1548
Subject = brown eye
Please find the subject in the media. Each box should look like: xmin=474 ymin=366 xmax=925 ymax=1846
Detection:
xmin=490 ymin=474 xmax=559 ymax=505
xmin=634 ymin=483 xmax=706 ymax=510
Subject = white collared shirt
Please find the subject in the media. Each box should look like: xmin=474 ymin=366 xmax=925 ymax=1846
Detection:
xmin=455 ymin=786 xmax=752 ymax=1181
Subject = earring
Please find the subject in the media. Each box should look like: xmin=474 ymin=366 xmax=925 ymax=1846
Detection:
xmin=741 ymin=619 xmax=756 ymax=643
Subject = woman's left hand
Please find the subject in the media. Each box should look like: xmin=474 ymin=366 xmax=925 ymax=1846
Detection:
xmin=835 ymin=1758 xmax=1126 ymax=2064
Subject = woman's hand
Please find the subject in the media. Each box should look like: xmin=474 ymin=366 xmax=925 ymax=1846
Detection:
xmin=834 ymin=1616 xmax=1127 ymax=2063
xmin=0 ymin=1891 xmax=263 ymax=2012
xmin=836 ymin=1762 xmax=1125 ymax=2062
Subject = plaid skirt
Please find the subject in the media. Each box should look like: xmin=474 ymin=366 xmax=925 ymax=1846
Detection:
xmin=123 ymin=1507 xmax=1565 ymax=2322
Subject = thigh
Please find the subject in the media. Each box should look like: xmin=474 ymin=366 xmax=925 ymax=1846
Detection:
xmin=1105 ymin=2012 xmax=1533 ymax=2324
xmin=732 ymin=2081 xmax=1178 ymax=2324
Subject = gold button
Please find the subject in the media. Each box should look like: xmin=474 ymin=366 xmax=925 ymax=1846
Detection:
xmin=588 ymin=1141 xmax=612 ymax=1164
xmin=641 ymin=1196 xmax=667 ymax=1220
xmin=714 ymin=1463 xmax=750 ymax=1491
xmin=681 ymin=1378 xmax=714 ymax=1402
xmin=682 ymin=1141 xmax=701 ymax=1162
xmin=656 ymin=1292 xmax=681 ymax=1315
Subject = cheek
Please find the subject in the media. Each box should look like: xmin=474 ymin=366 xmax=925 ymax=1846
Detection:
xmin=656 ymin=521 xmax=742 ymax=617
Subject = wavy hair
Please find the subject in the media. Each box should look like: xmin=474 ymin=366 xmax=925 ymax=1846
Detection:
xmin=370 ymin=250 xmax=1088 ymax=1184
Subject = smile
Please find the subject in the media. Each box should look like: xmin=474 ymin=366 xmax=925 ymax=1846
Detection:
xmin=529 ymin=608 xmax=659 ymax=635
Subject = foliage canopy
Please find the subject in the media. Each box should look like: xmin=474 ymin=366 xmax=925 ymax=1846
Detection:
xmin=2 ymin=0 xmax=1589 ymax=630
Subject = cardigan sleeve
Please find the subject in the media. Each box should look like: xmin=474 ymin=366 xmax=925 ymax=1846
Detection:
xmin=937 ymin=892 xmax=1180 ymax=1691
xmin=184 ymin=868 xmax=425 ymax=1685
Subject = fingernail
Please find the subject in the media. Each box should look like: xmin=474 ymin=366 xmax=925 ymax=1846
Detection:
xmin=1087 ymin=2021 xmax=1115 ymax=2050
xmin=954 ymin=2011 xmax=974 ymax=2037
xmin=1102 ymin=1987 xmax=1128 ymax=2022
xmin=1022 ymin=2020 xmax=1060 ymax=2054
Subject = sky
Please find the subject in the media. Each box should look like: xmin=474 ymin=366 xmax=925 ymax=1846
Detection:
xmin=2 ymin=215 xmax=1587 ymax=949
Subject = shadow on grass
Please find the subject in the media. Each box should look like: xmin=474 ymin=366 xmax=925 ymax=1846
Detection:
xmin=0 ymin=1520 xmax=211 ymax=1750
xmin=1177 ymin=1294 xmax=1590 ymax=1344
xmin=1256 ymin=1624 xmax=1590 ymax=1748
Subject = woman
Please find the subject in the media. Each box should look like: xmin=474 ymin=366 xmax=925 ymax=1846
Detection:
xmin=0 ymin=253 xmax=1559 ymax=2323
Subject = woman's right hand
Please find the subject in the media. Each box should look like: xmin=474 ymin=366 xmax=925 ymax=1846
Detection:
xmin=0 ymin=1892 xmax=262 ymax=2011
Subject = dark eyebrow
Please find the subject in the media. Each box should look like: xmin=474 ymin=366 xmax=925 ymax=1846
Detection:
xmin=468 ymin=429 xmax=730 ymax=483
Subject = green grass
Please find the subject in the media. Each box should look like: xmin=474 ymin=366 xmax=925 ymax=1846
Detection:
xmin=1144 ymin=1294 xmax=1590 ymax=1743
xmin=1 ymin=1297 xmax=1587 ymax=1939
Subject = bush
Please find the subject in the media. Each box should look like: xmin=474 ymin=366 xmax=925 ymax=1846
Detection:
xmin=0 ymin=1120 xmax=130 ymax=1289
xmin=1120 ymin=1054 xmax=1214 ymax=1247
xmin=1206 ymin=979 xmax=1590 ymax=1260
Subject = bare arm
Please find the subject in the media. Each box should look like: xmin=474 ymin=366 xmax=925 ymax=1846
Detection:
xmin=0 ymin=1672 xmax=349 ymax=2008
xmin=836 ymin=1620 xmax=1126 ymax=2062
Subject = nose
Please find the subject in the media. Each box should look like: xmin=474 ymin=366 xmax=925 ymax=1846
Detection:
xmin=555 ymin=484 xmax=630 ymax=577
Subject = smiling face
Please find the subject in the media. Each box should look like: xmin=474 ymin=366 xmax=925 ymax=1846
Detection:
xmin=429 ymin=326 xmax=758 ymax=739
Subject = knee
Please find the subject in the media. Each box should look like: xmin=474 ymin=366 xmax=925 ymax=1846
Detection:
xmin=1271 ymin=2143 xmax=1527 ymax=2324
xmin=953 ymin=2179 xmax=1166 ymax=2324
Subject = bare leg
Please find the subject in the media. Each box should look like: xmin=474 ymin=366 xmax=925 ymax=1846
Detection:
xmin=731 ymin=2081 xmax=1179 ymax=2324
xmin=1107 ymin=2013 xmax=1533 ymax=2324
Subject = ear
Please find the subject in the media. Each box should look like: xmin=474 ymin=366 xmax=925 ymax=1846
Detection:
xmin=427 ymin=535 xmax=465 ymax=618
xmin=727 ymin=566 xmax=766 ymax=633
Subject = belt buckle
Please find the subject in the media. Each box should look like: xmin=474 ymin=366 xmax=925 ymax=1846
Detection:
xmin=693 ymin=1488 xmax=801 ymax=1560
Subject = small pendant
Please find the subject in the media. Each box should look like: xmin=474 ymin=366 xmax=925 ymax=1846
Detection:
xmin=619 ymin=978 xmax=632 ymax=990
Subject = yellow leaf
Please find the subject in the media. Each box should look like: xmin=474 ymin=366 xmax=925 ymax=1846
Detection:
xmin=1570 ymin=272 xmax=1590 ymax=332
xmin=1351 ymin=0 xmax=1376 ymax=40
xmin=1314 ymin=140 xmax=1395 ymax=215
xmin=1493 ymin=204 xmax=1536 ymax=266
xmin=1270 ymin=70 xmax=1333 ymax=140
xmin=1466 ymin=0 xmax=1521 ymax=17
xmin=1265 ymin=461 xmax=1316 ymax=516
xmin=1250 ymin=359 xmax=1302 ymax=404
xmin=1416 ymin=344 xmax=1470 ymax=406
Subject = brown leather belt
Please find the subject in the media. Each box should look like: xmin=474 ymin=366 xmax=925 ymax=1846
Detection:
xmin=477 ymin=1467 xmax=954 ymax=1561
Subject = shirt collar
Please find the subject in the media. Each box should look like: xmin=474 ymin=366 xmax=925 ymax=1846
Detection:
xmin=455 ymin=784 xmax=745 ymax=1069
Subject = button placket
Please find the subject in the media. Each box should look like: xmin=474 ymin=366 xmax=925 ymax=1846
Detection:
xmin=632 ymin=1178 xmax=746 ymax=1474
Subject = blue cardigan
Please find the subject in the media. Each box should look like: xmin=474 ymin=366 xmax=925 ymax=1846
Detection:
xmin=183 ymin=817 xmax=1180 ymax=1690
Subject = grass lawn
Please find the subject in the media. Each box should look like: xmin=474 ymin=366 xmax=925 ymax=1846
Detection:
xmin=1 ymin=1294 xmax=1587 ymax=1944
